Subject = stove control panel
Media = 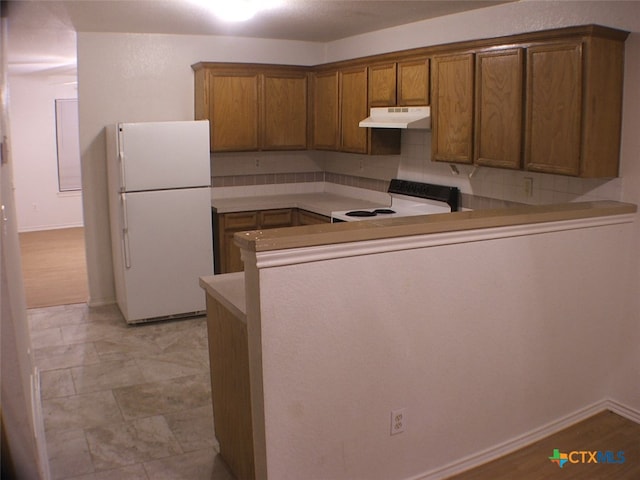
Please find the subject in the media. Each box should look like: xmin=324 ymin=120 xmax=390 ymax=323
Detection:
xmin=388 ymin=179 xmax=460 ymax=211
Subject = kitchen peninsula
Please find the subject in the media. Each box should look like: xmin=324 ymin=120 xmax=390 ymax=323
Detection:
xmin=212 ymin=190 xmax=389 ymax=273
xmin=201 ymin=200 xmax=636 ymax=480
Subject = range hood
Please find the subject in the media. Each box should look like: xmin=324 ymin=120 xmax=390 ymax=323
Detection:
xmin=359 ymin=106 xmax=431 ymax=129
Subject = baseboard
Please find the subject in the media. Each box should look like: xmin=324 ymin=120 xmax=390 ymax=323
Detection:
xmin=605 ymin=398 xmax=640 ymax=424
xmin=18 ymin=223 xmax=84 ymax=233
xmin=413 ymin=400 xmax=612 ymax=480
xmin=87 ymin=296 xmax=116 ymax=308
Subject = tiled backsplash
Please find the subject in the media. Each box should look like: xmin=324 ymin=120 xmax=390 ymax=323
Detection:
xmin=211 ymin=129 xmax=624 ymax=208
xmin=394 ymin=130 xmax=624 ymax=207
xmin=211 ymin=171 xmax=324 ymax=188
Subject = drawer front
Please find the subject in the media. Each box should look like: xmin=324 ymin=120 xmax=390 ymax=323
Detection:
xmin=260 ymin=209 xmax=294 ymax=227
xmin=223 ymin=211 xmax=259 ymax=230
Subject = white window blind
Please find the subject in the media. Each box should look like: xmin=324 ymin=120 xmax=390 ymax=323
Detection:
xmin=55 ymin=98 xmax=81 ymax=191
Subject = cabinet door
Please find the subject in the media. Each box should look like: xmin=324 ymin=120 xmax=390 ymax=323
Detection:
xmin=259 ymin=209 xmax=294 ymax=228
xmin=210 ymin=73 xmax=260 ymax=152
xmin=340 ymin=66 xmax=368 ymax=154
xmin=475 ymin=49 xmax=524 ymax=169
xmin=219 ymin=212 xmax=259 ymax=274
xmin=262 ymin=72 xmax=308 ymax=150
xmin=398 ymin=58 xmax=429 ymax=106
xmin=312 ymin=71 xmax=339 ymax=150
xmin=296 ymin=209 xmax=330 ymax=225
xmin=525 ymin=43 xmax=582 ymax=176
xmin=431 ymin=53 xmax=475 ymax=164
xmin=369 ymin=63 xmax=397 ymax=107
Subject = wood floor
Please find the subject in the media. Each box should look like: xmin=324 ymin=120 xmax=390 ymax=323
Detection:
xmin=19 ymin=227 xmax=89 ymax=308
xmin=447 ymin=410 xmax=640 ymax=480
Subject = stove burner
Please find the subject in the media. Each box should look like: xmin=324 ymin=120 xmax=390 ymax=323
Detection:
xmin=345 ymin=210 xmax=377 ymax=217
xmin=373 ymin=208 xmax=395 ymax=214
xmin=345 ymin=208 xmax=396 ymax=217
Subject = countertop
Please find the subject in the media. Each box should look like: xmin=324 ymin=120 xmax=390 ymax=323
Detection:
xmin=211 ymin=192 xmax=387 ymax=217
xmin=200 ymin=201 xmax=636 ymax=322
xmin=199 ymin=272 xmax=246 ymax=322
xmin=234 ymin=201 xmax=637 ymax=252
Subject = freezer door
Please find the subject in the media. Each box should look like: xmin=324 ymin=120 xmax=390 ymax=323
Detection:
xmin=118 ymin=121 xmax=210 ymax=191
xmin=116 ymin=187 xmax=213 ymax=322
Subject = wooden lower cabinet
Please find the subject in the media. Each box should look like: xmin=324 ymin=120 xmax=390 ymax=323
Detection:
xmin=216 ymin=208 xmax=329 ymax=273
xmin=206 ymin=295 xmax=254 ymax=480
xmin=216 ymin=209 xmax=295 ymax=273
xmin=296 ymin=209 xmax=330 ymax=225
xmin=260 ymin=208 xmax=295 ymax=228
xmin=217 ymin=211 xmax=259 ymax=274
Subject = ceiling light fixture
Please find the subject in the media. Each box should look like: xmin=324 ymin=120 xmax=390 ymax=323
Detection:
xmin=191 ymin=0 xmax=284 ymax=22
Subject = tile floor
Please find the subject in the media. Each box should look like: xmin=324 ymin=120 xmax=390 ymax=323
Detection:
xmin=29 ymin=303 xmax=235 ymax=480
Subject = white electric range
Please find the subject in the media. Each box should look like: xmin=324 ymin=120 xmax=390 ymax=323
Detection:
xmin=331 ymin=179 xmax=459 ymax=223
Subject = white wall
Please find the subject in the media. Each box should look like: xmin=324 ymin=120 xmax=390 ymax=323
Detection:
xmin=77 ymin=33 xmax=324 ymax=305
xmin=322 ymin=0 xmax=640 ymax=61
xmin=1 ymin=15 xmax=50 ymax=478
xmin=610 ymin=29 xmax=640 ymax=413
xmin=9 ymin=73 xmax=83 ymax=231
xmin=247 ymin=215 xmax=635 ymax=479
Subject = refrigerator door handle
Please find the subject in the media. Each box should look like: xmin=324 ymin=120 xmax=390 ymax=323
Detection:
xmin=118 ymin=130 xmax=126 ymax=191
xmin=121 ymin=193 xmax=132 ymax=269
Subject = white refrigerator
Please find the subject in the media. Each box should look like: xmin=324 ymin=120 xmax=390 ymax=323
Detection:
xmin=106 ymin=120 xmax=214 ymax=324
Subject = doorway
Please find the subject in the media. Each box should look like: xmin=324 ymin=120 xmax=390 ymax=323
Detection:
xmin=19 ymin=227 xmax=88 ymax=308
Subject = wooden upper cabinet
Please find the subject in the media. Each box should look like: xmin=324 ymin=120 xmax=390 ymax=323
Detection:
xmin=525 ymin=35 xmax=625 ymax=177
xmin=193 ymin=64 xmax=308 ymax=152
xmin=525 ymin=43 xmax=582 ymax=176
xmin=262 ymin=72 xmax=308 ymax=150
xmin=193 ymin=26 xmax=627 ymax=171
xmin=316 ymin=65 xmax=399 ymax=155
xmin=431 ymin=53 xmax=475 ymax=164
xmin=312 ymin=70 xmax=339 ymax=150
xmin=368 ymin=63 xmax=397 ymax=107
xmin=580 ymin=35 xmax=625 ymax=178
xmin=210 ymin=72 xmax=260 ymax=152
xmin=398 ymin=58 xmax=429 ymax=106
xmin=339 ymin=66 xmax=369 ymax=154
xmin=475 ymin=48 xmax=524 ymax=169
xmin=368 ymin=59 xmax=429 ymax=107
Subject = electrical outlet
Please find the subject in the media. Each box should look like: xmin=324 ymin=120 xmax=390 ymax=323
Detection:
xmin=255 ymin=158 xmax=260 ymax=168
xmin=390 ymin=408 xmax=406 ymax=435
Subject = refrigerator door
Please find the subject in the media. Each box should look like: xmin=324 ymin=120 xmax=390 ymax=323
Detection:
xmin=114 ymin=187 xmax=213 ymax=323
xmin=117 ymin=120 xmax=210 ymax=192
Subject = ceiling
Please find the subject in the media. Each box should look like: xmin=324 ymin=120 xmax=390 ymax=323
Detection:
xmin=6 ymin=0 xmax=514 ymax=75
